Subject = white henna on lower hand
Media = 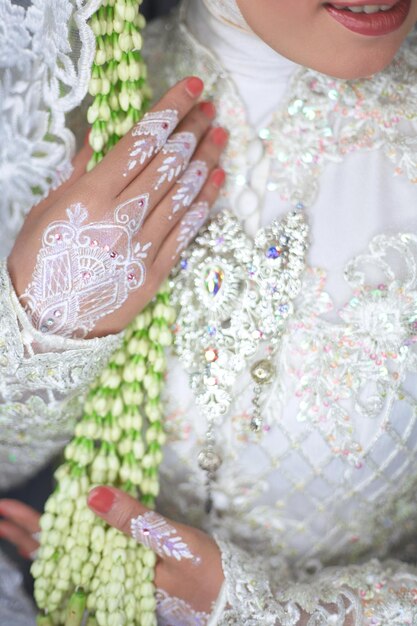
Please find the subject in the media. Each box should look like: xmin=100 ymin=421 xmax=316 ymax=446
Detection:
xmin=156 ymin=588 xmax=210 ymax=626
xmin=130 ymin=511 xmax=201 ymax=564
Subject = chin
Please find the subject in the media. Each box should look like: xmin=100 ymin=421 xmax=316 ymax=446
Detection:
xmin=289 ymin=38 xmax=405 ymax=80
xmin=315 ymin=53 xmax=398 ymax=80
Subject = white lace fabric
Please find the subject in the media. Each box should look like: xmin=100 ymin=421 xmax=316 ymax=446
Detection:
xmin=217 ymin=539 xmax=417 ymax=625
xmin=0 ymin=0 xmax=101 ymax=255
xmin=0 ymin=0 xmax=122 ymax=493
xmin=0 ymin=552 xmax=36 ymax=625
xmin=0 ymin=260 xmax=121 ymax=490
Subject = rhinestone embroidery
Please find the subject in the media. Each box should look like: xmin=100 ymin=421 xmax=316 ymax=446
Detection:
xmin=172 ymin=208 xmax=308 ymax=421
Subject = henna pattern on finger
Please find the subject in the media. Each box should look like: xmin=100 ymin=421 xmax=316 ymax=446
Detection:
xmin=156 ymin=588 xmax=210 ymax=626
xmin=171 ymin=160 xmax=209 ymax=217
xmin=173 ymin=201 xmax=210 ymax=259
xmin=154 ymin=132 xmax=197 ymax=190
xmin=123 ymin=109 xmax=179 ymax=177
xmin=22 ymin=194 xmax=151 ymax=338
xmin=130 ymin=511 xmax=201 ymax=564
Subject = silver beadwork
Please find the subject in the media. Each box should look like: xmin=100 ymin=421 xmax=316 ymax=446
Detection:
xmin=172 ymin=208 xmax=309 ymax=422
xmin=172 ymin=207 xmax=309 ymax=504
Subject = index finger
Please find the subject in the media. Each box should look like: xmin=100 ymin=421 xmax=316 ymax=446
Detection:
xmin=87 ymin=486 xmax=200 ymax=564
xmin=90 ymin=76 xmax=205 ymax=196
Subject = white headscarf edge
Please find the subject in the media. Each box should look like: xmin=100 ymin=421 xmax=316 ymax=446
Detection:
xmin=202 ymin=0 xmax=251 ymax=32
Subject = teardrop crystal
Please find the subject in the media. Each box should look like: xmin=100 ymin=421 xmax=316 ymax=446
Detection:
xmin=205 ymin=267 xmax=224 ymax=296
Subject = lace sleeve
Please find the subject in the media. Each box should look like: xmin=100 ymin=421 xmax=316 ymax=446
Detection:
xmin=0 ymin=260 xmax=122 ymax=490
xmin=216 ymin=539 xmax=417 ymax=625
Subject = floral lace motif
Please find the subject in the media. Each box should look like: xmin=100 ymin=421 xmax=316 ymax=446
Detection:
xmin=0 ymin=0 xmax=101 ymax=252
xmin=218 ymin=538 xmax=417 ymax=625
xmin=0 ymin=260 xmax=121 ymax=489
xmin=284 ymin=233 xmax=417 ymax=467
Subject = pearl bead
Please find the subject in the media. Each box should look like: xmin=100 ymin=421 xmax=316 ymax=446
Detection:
xmin=198 ymin=449 xmax=222 ymax=472
xmin=236 ymin=186 xmax=259 ymax=218
xmin=251 ymin=359 xmax=275 ymax=384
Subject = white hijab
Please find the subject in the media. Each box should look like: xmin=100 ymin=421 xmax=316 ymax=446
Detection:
xmin=202 ymin=0 xmax=250 ymax=30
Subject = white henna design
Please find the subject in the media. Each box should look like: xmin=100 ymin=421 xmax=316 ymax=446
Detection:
xmin=22 ymin=195 xmax=151 ymax=339
xmin=130 ymin=511 xmax=200 ymax=563
xmin=154 ymin=132 xmax=197 ymax=190
xmin=171 ymin=160 xmax=209 ymax=216
xmin=156 ymin=588 xmax=210 ymax=626
xmin=123 ymin=109 xmax=179 ymax=176
xmin=174 ymin=202 xmax=210 ymax=259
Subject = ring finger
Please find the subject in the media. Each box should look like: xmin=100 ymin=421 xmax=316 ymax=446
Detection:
xmin=139 ymin=126 xmax=228 ymax=264
xmin=117 ymin=101 xmax=217 ymax=214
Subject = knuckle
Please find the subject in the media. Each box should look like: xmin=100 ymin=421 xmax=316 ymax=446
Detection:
xmin=112 ymin=501 xmax=138 ymax=534
xmin=147 ymin=269 xmax=161 ymax=294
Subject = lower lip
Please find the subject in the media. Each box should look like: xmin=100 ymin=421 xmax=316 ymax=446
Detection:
xmin=325 ymin=0 xmax=411 ymax=36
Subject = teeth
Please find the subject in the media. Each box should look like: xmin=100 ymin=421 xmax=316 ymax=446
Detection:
xmin=333 ymin=4 xmax=392 ymax=12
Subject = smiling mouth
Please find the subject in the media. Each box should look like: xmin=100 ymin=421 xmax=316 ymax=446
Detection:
xmin=324 ymin=0 xmax=411 ymax=35
xmin=326 ymin=3 xmax=394 ymax=12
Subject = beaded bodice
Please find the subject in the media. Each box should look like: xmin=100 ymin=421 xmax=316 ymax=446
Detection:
xmin=144 ymin=8 xmax=417 ymax=573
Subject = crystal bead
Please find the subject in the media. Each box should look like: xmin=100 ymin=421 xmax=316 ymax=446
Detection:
xmin=205 ymin=267 xmax=224 ymax=296
xmin=266 ymin=245 xmax=282 ymax=259
xmin=205 ymin=348 xmax=218 ymax=363
xmin=250 ymin=417 xmax=263 ymax=432
xmin=198 ymin=449 xmax=222 ymax=472
xmin=251 ymin=359 xmax=275 ymax=384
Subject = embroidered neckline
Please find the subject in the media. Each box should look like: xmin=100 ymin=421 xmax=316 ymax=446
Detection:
xmin=166 ymin=9 xmax=417 ymax=208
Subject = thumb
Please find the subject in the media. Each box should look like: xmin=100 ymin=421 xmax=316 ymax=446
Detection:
xmin=87 ymin=486 xmax=198 ymax=563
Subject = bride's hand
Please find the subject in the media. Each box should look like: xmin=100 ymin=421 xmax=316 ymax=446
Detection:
xmin=0 ymin=499 xmax=41 ymax=559
xmin=8 ymin=76 xmax=227 ymax=339
xmin=88 ymin=486 xmax=224 ymax=620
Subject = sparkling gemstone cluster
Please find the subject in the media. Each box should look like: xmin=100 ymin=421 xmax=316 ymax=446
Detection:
xmin=172 ymin=207 xmax=309 ymax=425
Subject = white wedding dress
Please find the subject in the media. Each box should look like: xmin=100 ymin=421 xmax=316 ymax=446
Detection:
xmin=1 ymin=0 xmax=417 ymax=623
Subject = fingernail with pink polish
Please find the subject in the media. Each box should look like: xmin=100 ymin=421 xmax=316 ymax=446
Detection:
xmin=87 ymin=486 xmax=115 ymax=514
xmin=211 ymin=127 xmax=229 ymax=147
xmin=185 ymin=77 xmax=204 ymax=98
xmin=198 ymin=101 xmax=216 ymax=120
xmin=211 ymin=168 xmax=226 ymax=188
